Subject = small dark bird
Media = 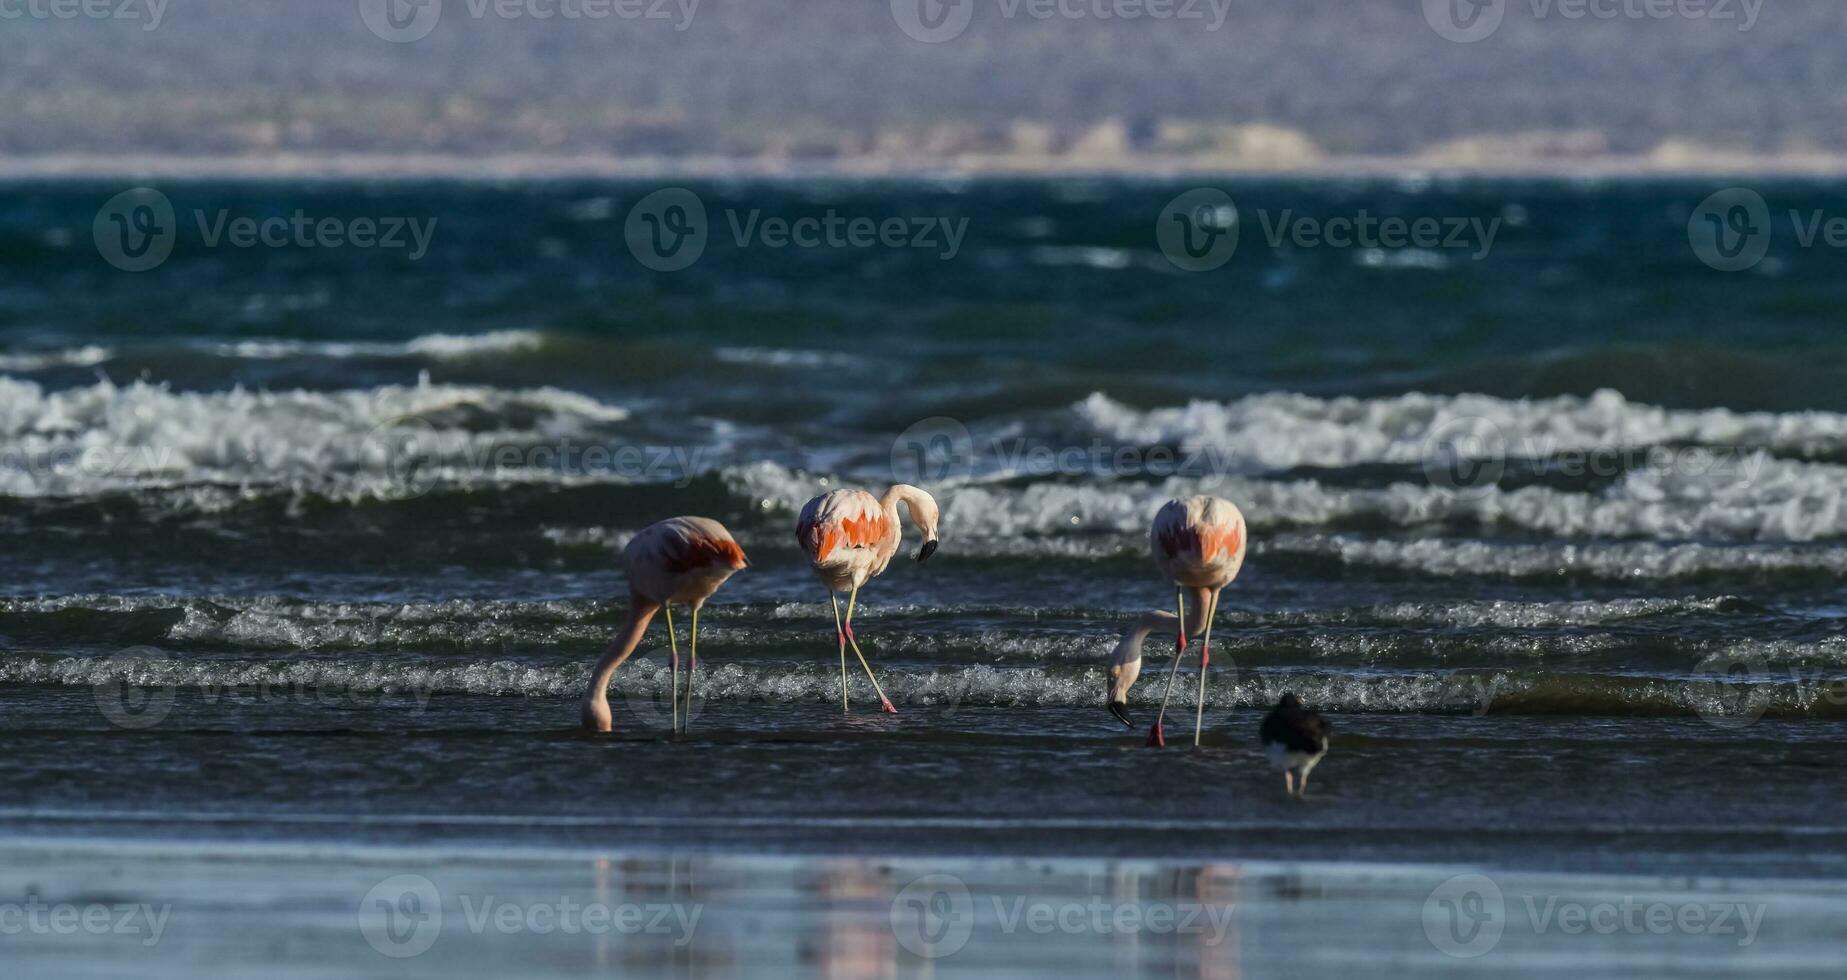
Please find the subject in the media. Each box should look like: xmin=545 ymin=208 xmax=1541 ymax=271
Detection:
xmin=1259 ymin=693 xmax=1330 ymax=799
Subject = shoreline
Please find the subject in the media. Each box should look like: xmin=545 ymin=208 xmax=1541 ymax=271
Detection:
xmin=4 ymin=830 xmax=1844 ymax=891
xmin=7 ymin=152 xmax=1847 ymax=182
xmin=6 ymin=835 xmax=1835 ymax=978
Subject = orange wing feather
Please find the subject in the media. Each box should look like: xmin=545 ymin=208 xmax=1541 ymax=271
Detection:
xmin=798 ymin=492 xmax=890 ymax=562
xmin=664 ymin=531 xmax=748 ymax=574
xmin=1156 ymin=514 xmax=1242 ymax=563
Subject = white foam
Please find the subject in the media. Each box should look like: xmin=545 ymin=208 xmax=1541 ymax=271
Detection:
xmin=730 ymin=456 xmax=1847 ymax=542
xmin=0 ymin=593 xmax=1752 ymax=658
xmin=205 ymin=329 xmax=545 ymax=361
xmin=0 ymin=331 xmax=543 ymax=371
xmin=0 ymin=375 xmax=629 ymax=498
xmin=0 ymin=345 xmax=113 ymax=371
xmin=1268 ymin=533 xmax=1847 ymax=580
xmin=1074 ymin=389 xmax=1847 ymax=471
xmin=8 ymin=651 xmax=1837 ymax=715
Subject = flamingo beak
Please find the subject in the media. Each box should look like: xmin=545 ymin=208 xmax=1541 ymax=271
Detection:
xmin=1108 ymin=700 xmax=1133 ymax=728
xmin=917 ymin=539 xmax=938 ymax=563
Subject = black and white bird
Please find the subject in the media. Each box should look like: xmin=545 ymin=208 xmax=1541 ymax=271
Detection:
xmin=1259 ymin=693 xmax=1331 ymax=799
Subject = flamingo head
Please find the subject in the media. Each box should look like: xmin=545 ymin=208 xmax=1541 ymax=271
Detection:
xmin=910 ymin=497 xmax=940 ymax=562
xmin=1106 ymin=655 xmax=1140 ymax=728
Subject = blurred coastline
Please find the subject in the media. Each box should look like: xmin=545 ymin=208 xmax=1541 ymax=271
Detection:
xmin=12 ymin=145 xmax=1847 ymax=180
xmin=6 ymin=1 xmax=1844 ymax=179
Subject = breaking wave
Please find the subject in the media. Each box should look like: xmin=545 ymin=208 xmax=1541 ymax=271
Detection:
xmin=9 ymin=651 xmax=1844 ymax=721
xmin=6 ymin=382 xmax=1847 ymax=544
xmin=0 ymin=331 xmax=545 ymax=372
xmin=734 ymin=458 xmax=1847 ymax=543
xmin=0 ymin=374 xmax=630 ymax=498
xmin=5 ymin=596 xmax=1839 ymax=678
xmin=1074 ymin=388 xmax=1847 ymax=469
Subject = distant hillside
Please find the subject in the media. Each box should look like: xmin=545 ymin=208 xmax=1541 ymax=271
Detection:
xmin=3 ymin=0 xmax=1843 ymax=169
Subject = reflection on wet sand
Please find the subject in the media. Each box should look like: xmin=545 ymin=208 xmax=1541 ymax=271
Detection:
xmin=4 ymin=841 xmax=1841 ymax=978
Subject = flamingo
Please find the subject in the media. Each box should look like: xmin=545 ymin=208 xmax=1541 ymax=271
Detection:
xmin=795 ymin=484 xmax=941 ymax=714
xmin=1105 ymin=495 xmax=1247 ymax=748
xmin=581 ymin=516 xmax=749 ymax=734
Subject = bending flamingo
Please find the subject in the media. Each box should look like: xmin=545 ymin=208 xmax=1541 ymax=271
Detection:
xmin=795 ymin=485 xmax=940 ymax=713
xmin=581 ymin=516 xmax=748 ymax=734
xmin=1105 ymin=606 xmax=1203 ymax=726
xmin=1107 ymin=495 xmax=1247 ymax=747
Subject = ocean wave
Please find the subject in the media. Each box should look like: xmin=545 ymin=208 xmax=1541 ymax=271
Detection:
xmin=0 ymin=375 xmax=630 ymax=498
xmin=1074 ymin=389 xmax=1847 ymax=470
xmin=1266 ymin=534 xmax=1847 ymax=583
xmin=200 ymin=330 xmax=545 ymax=361
xmin=4 ymin=379 xmax=1847 ymax=543
xmin=0 ymin=331 xmax=544 ymax=372
xmin=9 ymin=652 xmax=1843 ymax=720
xmin=4 ymin=445 xmax=1842 ymax=544
xmin=744 ymin=463 xmax=1847 ymax=542
xmin=712 ymin=347 xmax=872 ymax=370
xmin=887 ymin=531 xmax=1847 ymax=583
xmin=0 ymin=595 xmax=1813 ymax=666
xmin=0 ymin=345 xmax=113 ymax=372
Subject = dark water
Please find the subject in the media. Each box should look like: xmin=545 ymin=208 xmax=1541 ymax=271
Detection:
xmin=3 ymin=178 xmax=1846 ymax=886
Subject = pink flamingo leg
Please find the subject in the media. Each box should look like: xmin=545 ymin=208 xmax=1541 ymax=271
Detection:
xmin=1192 ymin=589 xmax=1219 ymax=747
xmin=663 ymin=603 xmax=682 ymax=734
xmin=830 ymin=593 xmax=850 ymax=712
xmin=843 ymin=585 xmax=897 ymax=714
xmin=1147 ymin=590 xmax=1187 ymax=748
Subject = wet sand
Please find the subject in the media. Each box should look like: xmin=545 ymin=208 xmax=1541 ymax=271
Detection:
xmin=3 ymin=837 xmax=1841 ymax=978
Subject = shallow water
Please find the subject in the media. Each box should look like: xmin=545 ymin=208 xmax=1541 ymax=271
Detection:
xmin=4 ymin=177 xmax=1847 ymax=974
xmin=6 ymin=841 xmax=1844 ymax=979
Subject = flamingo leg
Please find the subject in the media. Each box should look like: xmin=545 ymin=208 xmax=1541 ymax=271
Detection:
xmin=683 ymin=605 xmax=699 ymax=733
xmin=1192 ymin=588 xmax=1220 ymax=747
xmin=830 ymin=593 xmax=850 ymax=712
xmin=1148 ymin=589 xmax=1188 ymax=747
xmin=843 ymin=583 xmax=897 ymax=714
xmin=663 ymin=603 xmax=681 ymax=734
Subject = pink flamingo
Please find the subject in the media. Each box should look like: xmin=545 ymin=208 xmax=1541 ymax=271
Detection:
xmin=796 ymin=485 xmax=941 ymax=714
xmin=581 ymin=516 xmax=749 ymax=734
xmin=1105 ymin=495 xmax=1247 ymax=748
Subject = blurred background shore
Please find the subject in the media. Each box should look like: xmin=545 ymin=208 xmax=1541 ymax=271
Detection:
xmin=5 ymin=0 xmax=1843 ymax=177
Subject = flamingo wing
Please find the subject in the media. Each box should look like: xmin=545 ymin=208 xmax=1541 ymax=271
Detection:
xmin=796 ymin=489 xmax=890 ymax=564
xmin=634 ymin=517 xmax=748 ymax=575
xmin=1153 ymin=495 xmax=1245 ymax=565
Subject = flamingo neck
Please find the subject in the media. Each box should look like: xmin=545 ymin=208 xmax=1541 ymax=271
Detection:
xmin=1112 ymin=588 xmax=1215 ymax=665
xmin=582 ymin=596 xmax=660 ymax=728
xmin=880 ymin=484 xmax=929 ymax=530
xmin=1113 ymin=609 xmax=1177 ymax=667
